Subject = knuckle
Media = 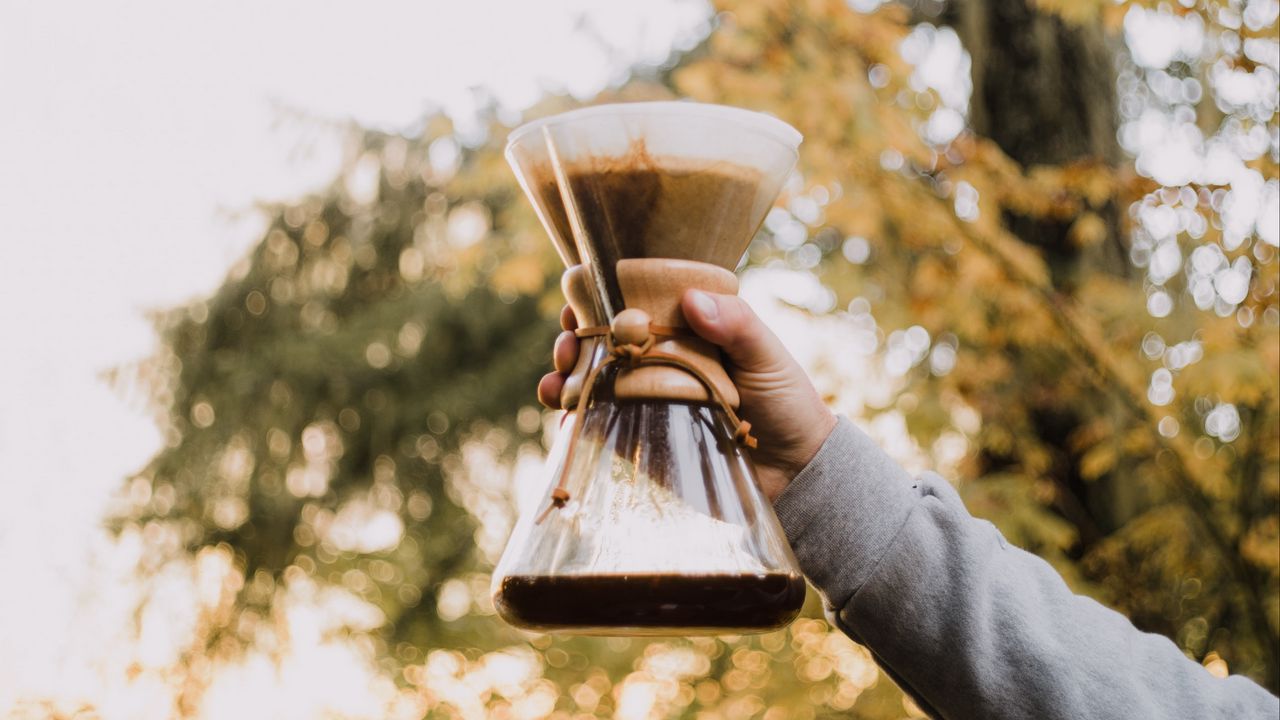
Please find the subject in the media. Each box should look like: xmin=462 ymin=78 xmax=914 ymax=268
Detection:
xmin=537 ymin=373 xmax=562 ymax=408
xmin=559 ymin=306 xmax=576 ymax=331
xmin=553 ymin=331 xmax=578 ymax=368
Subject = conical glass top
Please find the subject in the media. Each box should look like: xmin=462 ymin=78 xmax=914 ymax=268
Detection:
xmin=506 ymin=102 xmax=801 ymax=318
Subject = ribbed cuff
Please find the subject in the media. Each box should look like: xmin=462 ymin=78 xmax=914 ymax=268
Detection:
xmin=773 ymin=416 xmax=921 ymax=609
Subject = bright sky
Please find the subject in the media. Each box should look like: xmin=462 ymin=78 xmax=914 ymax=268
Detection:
xmin=0 ymin=1 xmax=708 ymax=711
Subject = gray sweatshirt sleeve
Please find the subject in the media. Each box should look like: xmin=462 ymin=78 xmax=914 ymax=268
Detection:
xmin=773 ymin=416 xmax=1279 ymax=720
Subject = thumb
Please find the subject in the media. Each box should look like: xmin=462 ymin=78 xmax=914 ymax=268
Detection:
xmin=681 ymin=290 xmax=789 ymax=375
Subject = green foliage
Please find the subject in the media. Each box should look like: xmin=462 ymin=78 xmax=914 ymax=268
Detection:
xmin=125 ymin=127 xmax=562 ymax=649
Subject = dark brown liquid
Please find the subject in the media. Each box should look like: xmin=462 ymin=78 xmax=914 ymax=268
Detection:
xmin=494 ymin=573 xmax=806 ymax=635
xmin=529 ymin=143 xmax=764 ymax=311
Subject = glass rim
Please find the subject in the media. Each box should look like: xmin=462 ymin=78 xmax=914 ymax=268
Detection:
xmin=505 ymin=101 xmax=803 ymax=154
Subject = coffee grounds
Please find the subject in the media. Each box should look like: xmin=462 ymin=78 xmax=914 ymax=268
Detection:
xmin=494 ymin=573 xmax=806 ymax=634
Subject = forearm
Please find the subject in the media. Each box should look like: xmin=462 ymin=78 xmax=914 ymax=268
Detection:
xmin=774 ymin=417 xmax=1278 ymax=720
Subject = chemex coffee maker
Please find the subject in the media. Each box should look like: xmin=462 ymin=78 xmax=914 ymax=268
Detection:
xmin=493 ymin=102 xmax=806 ymax=635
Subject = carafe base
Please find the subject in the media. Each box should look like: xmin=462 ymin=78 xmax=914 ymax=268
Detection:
xmin=494 ymin=572 xmax=806 ymax=636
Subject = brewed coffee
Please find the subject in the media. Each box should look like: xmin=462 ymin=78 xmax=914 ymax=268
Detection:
xmin=495 ymin=573 xmax=806 ymax=634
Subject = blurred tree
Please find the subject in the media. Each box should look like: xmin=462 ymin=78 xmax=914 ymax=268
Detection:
xmin=111 ymin=0 xmax=1278 ymax=715
xmin=935 ymin=0 xmax=1279 ymax=689
xmin=118 ymin=117 xmax=566 ymax=647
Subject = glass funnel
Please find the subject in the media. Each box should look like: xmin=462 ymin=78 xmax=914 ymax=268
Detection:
xmin=495 ymin=102 xmax=804 ymax=635
xmin=505 ymin=101 xmax=800 ymax=319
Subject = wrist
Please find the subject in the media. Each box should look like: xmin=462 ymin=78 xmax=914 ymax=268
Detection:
xmin=782 ymin=407 xmax=838 ymax=479
xmin=758 ymin=407 xmax=838 ymax=502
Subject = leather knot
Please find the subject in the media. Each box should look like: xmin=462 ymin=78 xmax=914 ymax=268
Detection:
xmin=611 ymin=334 xmax=655 ymax=367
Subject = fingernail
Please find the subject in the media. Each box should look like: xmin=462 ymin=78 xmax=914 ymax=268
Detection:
xmin=688 ymin=290 xmax=718 ymax=323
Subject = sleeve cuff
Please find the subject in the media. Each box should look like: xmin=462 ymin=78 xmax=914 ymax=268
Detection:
xmin=773 ymin=415 xmax=921 ymax=609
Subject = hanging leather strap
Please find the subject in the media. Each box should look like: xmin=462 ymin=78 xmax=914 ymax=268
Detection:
xmin=535 ymin=322 xmax=758 ymax=524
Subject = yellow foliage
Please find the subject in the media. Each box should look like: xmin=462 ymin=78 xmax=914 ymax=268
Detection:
xmin=1070 ymin=417 xmax=1115 ymax=452
xmin=1240 ymin=515 xmax=1280 ymax=571
xmin=1080 ymin=443 xmax=1118 ymax=481
xmin=1179 ymin=342 xmax=1275 ymax=407
xmin=1070 ymin=212 xmax=1109 ymax=248
xmin=1060 ymin=160 xmax=1120 ymax=209
xmin=1033 ymin=0 xmax=1103 ymax=25
xmin=1122 ymin=427 xmax=1155 ymax=456
xmin=491 ymin=254 xmax=547 ymax=296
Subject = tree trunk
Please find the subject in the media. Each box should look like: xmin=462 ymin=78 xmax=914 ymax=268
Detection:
xmin=950 ymin=2 xmax=1120 ymax=165
xmin=945 ymin=0 xmax=1124 ymax=283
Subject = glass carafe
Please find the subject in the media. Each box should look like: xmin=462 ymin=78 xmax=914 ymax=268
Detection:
xmin=495 ymin=102 xmax=805 ymax=635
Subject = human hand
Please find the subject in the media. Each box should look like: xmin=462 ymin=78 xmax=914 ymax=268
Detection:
xmin=537 ymin=290 xmax=837 ymax=501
